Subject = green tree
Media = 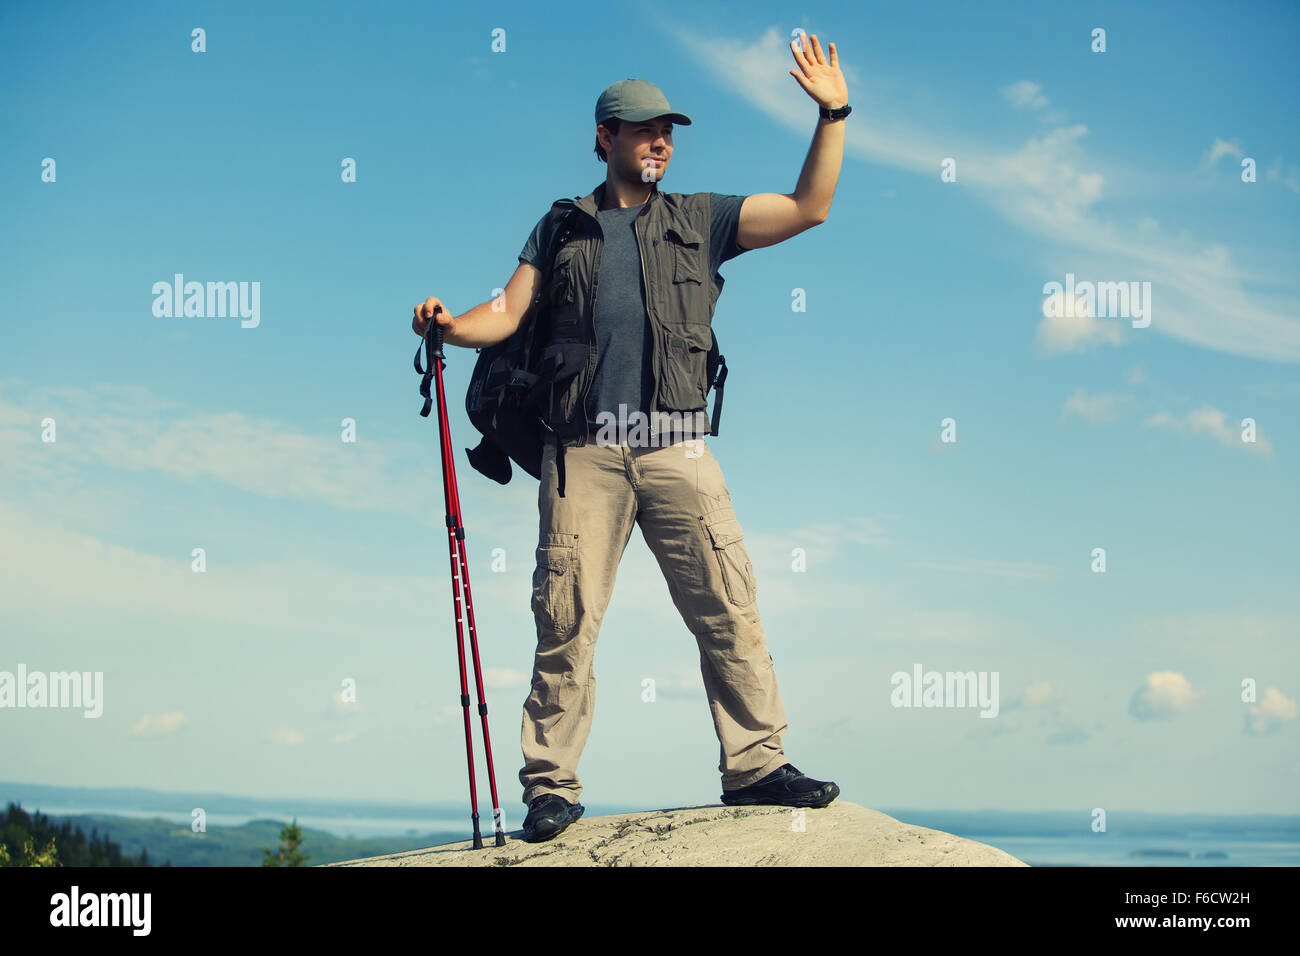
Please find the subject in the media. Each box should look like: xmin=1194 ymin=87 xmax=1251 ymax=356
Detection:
xmin=260 ymin=817 xmax=311 ymax=866
xmin=2 ymin=802 xmax=149 ymax=867
xmin=2 ymin=835 xmax=61 ymax=867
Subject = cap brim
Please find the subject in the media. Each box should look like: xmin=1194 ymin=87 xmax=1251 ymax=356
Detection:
xmin=608 ymin=108 xmax=692 ymax=126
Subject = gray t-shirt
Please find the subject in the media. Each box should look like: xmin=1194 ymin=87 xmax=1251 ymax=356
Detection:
xmin=518 ymin=192 xmax=749 ymax=431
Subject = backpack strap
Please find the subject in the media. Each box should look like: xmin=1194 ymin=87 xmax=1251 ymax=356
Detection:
xmin=532 ymin=198 xmax=580 ymax=499
xmin=555 ymin=431 xmax=566 ymax=498
xmin=539 ymin=199 xmax=579 ymax=290
xmin=521 ymin=198 xmax=580 ymax=366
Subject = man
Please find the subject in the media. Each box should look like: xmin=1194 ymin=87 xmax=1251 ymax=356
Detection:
xmin=413 ymin=33 xmax=850 ymax=843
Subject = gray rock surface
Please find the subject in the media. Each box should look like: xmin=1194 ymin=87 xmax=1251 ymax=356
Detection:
xmin=326 ymin=800 xmax=1027 ymax=867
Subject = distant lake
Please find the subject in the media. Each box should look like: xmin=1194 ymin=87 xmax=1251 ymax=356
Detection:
xmin=951 ymin=833 xmax=1300 ymax=867
xmin=887 ymin=810 xmax=1300 ymax=867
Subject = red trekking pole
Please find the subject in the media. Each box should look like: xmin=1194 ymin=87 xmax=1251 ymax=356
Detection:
xmin=414 ymin=305 xmax=506 ymax=849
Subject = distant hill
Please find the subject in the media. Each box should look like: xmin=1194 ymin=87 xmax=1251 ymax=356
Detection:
xmin=1 ymin=780 xmax=499 ymax=822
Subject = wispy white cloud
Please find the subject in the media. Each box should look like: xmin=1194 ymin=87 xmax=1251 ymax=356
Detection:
xmin=130 ymin=711 xmax=188 ymax=737
xmin=1204 ymin=140 xmax=1300 ymax=194
xmin=0 ymin=380 xmax=543 ymax=632
xmin=1244 ymin=687 xmax=1297 ymax=736
xmin=673 ymin=27 xmax=1300 ymax=363
xmin=1002 ymin=80 xmax=1048 ymax=111
xmin=978 ymin=680 xmax=1091 ymax=745
xmin=781 ymin=516 xmax=894 ymax=554
xmin=1144 ymin=404 xmax=1274 ymax=455
xmin=1021 ymin=680 xmax=1065 ymax=708
xmin=1205 ymin=138 xmax=1243 ymax=166
xmin=0 ymin=383 xmax=421 ymax=517
xmin=1060 ymin=389 xmax=1134 ymax=424
xmin=1035 ymin=293 xmax=1126 ymax=353
xmin=328 ymin=690 xmax=364 ymax=719
xmin=1265 ymin=158 xmax=1300 ymax=195
xmin=0 ymin=492 xmax=495 ymax=638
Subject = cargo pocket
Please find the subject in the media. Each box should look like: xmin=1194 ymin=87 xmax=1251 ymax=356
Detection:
xmin=532 ymin=533 xmax=579 ymax=637
xmin=701 ymin=509 xmax=756 ymax=607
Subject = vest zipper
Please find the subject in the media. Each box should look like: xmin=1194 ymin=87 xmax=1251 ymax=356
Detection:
xmin=572 ymin=186 xmax=660 ymax=442
xmin=634 ymin=199 xmax=662 ymax=415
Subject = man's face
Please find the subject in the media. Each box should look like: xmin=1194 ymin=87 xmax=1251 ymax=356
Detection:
xmin=603 ymin=116 xmax=673 ymax=183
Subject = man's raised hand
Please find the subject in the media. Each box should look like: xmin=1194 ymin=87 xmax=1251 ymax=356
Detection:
xmin=789 ymin=33 xmax=848 ymax=110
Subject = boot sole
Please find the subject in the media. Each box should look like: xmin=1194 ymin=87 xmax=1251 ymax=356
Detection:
xmin=522 ymin=803 xmax=585 ymax=842
xmin=720 ymin=782 xmax=840 ymax=809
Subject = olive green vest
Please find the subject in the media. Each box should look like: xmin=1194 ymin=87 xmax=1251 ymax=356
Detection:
xmin=538 ymin=180 xmax=724 ymax=447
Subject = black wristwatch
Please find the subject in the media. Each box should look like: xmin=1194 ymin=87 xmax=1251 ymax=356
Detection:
xmin=819 ymin=103 xmax=852 ymax=121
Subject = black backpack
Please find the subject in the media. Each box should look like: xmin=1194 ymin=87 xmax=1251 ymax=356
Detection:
xmin=462 ymin=198 xmax=728 ymax=486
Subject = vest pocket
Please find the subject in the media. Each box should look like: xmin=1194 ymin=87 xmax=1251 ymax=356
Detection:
xmin=665 ymin=225 xmax=705 ymax=284
xmin=658 ymin=323 xmax=710 ymax=411
xmin=701 ymin=508 xmax=756 ymax=607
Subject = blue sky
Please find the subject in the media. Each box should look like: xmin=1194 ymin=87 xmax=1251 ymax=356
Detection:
xmin=1 ymin=0 xmax=1297 ymax=818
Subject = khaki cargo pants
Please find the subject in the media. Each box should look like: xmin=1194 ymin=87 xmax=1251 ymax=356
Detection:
xmin=519 ymin=429 xmax=790 ymax=806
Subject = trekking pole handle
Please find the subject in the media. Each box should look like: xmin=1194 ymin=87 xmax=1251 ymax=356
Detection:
xmin=429 ymin=304 xmax=445 ymax=360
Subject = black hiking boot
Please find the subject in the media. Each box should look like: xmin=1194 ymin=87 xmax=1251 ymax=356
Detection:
xmin=522 ymin=794 xmax=585 ymax=843
xmin=720 ymin=763 xmax=840 ymax=809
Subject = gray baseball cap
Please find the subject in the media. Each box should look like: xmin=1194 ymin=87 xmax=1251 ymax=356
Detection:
xmin=595 ymin=78 xmax=692 ymax=126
